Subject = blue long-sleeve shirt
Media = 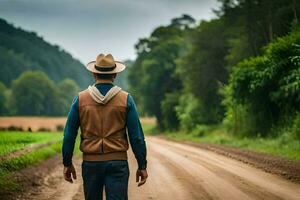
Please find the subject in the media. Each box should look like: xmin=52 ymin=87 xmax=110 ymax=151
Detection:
xmin=62 ymin=83 xmax=147 ymax=170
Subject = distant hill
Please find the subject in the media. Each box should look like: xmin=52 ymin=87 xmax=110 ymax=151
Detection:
xmin=0 ymin=18 xmax=92 ymax=88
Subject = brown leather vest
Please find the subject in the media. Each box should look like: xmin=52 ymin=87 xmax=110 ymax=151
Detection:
xmin=78 ymin=89 xmax=129 ymax=161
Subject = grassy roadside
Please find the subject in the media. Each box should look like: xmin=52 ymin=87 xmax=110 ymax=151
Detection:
xmin=0 ymin=131 xmax=64 ymax=193
xmin=143 ymin=124 xmax=300 ymax=161
xmin=0 ymin=131 xmax=62 ymax=156
xmin=0 ymin=142 xmax=62 ymax=192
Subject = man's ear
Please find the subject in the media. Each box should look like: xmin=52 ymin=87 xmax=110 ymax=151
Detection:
xmin=92 ymin=73 xmax=97 ymax=80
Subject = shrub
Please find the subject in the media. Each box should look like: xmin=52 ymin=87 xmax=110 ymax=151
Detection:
xmin=56 ymin=124 xmax=64 ymax=132
xmin=224 ymin=30 xmax=300 ymax=137
xmin=37 ymin=127 xmax=51 ymax=132
xmin=175 ymin=93 xmax=203 ymax=131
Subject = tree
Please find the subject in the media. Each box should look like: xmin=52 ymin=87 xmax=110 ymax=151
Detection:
xmin=58 ymin=78 xmax=79 ymax=114
xmin=128 ymin=14 xmax=195 ymax=130
xmin=10 ymin=71 xmax=63 ymax=116
xmin=114 ymin=60 xmax=133 ymax=91
xmin=58 ymin=79 xmax=79 ymax=104
xmin=218 ymin=0 xmax=300 ymax=58
xmin=176 ymin=19 xmax=229 ymax=125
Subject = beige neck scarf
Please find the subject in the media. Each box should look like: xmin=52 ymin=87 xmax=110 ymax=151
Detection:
xmin=88 ymin=85 xmax=121 ymax=105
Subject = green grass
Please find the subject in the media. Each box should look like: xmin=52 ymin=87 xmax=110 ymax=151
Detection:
xmin=156 ymin=125 xmax=300 ymax=161
xmin=0 ymin=131 xmax=65 ymax=194
xmin=0 ymin=130 xmax=83 ymax=194
xmin=142 ymin=123 xmax=157 ymax=135
xmin=0 ymin=142 xmax=62 ymax=193
xmin=0 ymin=131 xmax=63 ymax=156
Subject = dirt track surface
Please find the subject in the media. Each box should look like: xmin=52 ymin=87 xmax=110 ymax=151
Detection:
xmin=180 ymin=140 xmax=300 ymax=183
xmin=7 ymin=136 xmax=300 ymax=200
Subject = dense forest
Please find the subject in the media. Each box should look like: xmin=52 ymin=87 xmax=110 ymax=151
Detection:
xmin=128 ymin=0 xmax=300 ymax=139
xmin=0 ymin=18 xmax=91 ymax=88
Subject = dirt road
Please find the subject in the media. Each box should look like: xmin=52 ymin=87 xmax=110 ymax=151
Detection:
xmin=21 ymin=136 xmax=300 ymax=200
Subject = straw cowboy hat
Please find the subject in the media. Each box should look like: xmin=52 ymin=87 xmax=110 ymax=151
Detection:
xmin=86 ymin=53 xmax=126 ymax=74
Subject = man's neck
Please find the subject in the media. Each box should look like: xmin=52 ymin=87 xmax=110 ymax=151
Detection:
xmin=95 ymin=79 xmax=113 ymax=84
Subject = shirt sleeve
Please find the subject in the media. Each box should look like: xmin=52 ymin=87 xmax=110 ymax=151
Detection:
xmin=126 ymin=94 xmax=147 ymax=170
xmin=62 ymin=96 xmax=80 ymax=167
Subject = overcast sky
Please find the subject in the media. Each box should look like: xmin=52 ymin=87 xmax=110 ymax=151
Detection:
xmin=0 ymin=0 xmax=219 ymax=64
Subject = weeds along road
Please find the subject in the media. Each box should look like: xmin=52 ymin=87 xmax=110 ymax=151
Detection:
xmin=28 ymin=136 xmax=300 ymax=200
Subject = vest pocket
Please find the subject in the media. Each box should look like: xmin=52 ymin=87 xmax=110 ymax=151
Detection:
xmin=80 ymin=137 xmax=103 ymax=154
xmin=103 ymin=137 xmax=129 ymax=153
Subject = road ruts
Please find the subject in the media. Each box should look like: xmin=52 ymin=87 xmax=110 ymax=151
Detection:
xmin=127 ymin=137 xmax=300 ymax=200
xmin=29 ymin=136 xmax=300 ymax=200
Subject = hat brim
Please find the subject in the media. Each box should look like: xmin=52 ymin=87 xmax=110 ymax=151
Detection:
xmin=86 ymin=61 xmax=126 ymax=74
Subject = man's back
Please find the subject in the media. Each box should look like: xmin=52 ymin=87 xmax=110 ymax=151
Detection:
xmin=62 ymin=53 xmax=148 ymax=200
xmin=79 ymin=86 xmax=129 ymax=159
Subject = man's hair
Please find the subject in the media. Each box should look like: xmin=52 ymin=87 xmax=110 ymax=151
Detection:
xmin=95 ymin=73 xmax=116 ymax=80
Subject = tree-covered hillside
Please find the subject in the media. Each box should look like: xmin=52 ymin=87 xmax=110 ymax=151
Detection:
xmin=0 ymin=18 xmax=91 ymax=88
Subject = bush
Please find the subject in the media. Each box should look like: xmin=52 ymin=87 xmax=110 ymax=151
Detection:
xmin=191 ymin=124 xmax=211 ymax=137
xmin=7 ymin=126 xmax=23 ymax=131
xmin=161 ymin=92 xmax=180 ymax=131
xmin=224 ymin=29 xmax=300 ymax=137
xmin=10 ymin=71 xmax=68 ymax=116
xmin=175 ymin=93 xmax=203 ymax=131
xmin=57 ymin=79 xmax=79 ymax=114
xmin=291 ymin=112 xmax=300 ymax=140
xmin=37 ymin=127 xmax=51 ymax=132
xmin=56 ymin=124 xmax=64 ymax=132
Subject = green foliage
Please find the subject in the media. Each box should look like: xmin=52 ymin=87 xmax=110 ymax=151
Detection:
xmin=175 ymin=93 xmax=203 ymax=131
xmin=128 ymin=14 xmax=195 ymax=130
xmin=0 ymin=82 xmax=8 ymax=115
xmin=129 ymin=1 xmax=299 ymax=134
xmin=0 ymin=131 xmax=62 ymax=194
xmin=225 ymin=30 xmax=300 ymax=136
xmin=0 ymin=142 xmax=62 ymax=194
xmin=0 ymin=131 xmax=80 ymax=194
xmin=57 ymin=78 xmax=80 ymax=113
xmin=11 ymin=71 xmax=60 ymax=115
xmin=0 ymin=18 xmax=91 ymax=88
xmin=0 ymin=131 xmax=62 ymax=156
xmin=141 ymin=123 xmax=157 ymax=135
xmin=176 ymin=19 xmax=229 ymax=125
xmin=9 ymin=71 xmax=76 ymax=116
xmin=164 ymin=125 xmax=300 ymax=160
xmin=291 ymin=112 xmax=300 ymax=140
xmin=219 ymin=0 xmax=300 ymax=56
xmin=114 ymin=60 xmax=133 ymax=91
xmin=161 ymin=92 xmax=180 ymax=130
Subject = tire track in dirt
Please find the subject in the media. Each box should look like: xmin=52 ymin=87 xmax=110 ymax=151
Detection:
xmin=149 ymin=141 xmax=253 ymax=200
xmin=127 ymin=144 xmax=212 ymax=200
xmin=26 ymin=157 xmax=83 ymax=200
xmin=179 ymin=140 xmax=300 ymax=183
xmin=148 ymin=137 xmax=300 ymax=200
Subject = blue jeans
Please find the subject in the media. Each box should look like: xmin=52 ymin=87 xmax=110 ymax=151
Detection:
xmin=82 ymin=160 xmax=129 ymax=200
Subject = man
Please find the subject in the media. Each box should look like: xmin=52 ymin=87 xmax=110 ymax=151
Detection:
xmin=62 ymin=53 xmax=148 ymax=200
